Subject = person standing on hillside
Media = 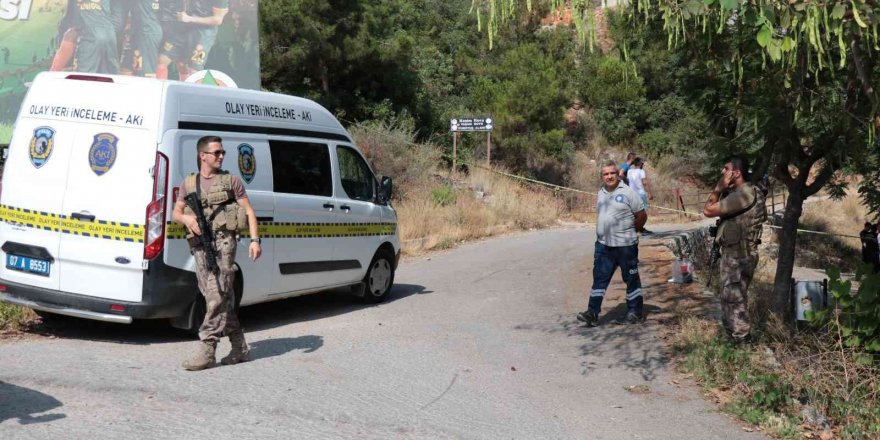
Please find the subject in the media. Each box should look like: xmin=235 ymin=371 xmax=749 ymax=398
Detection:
xmin=618 ymin=152 xmax=635 ymax=185
xmin=626 ymin=157 xmax=654 ymax=234
xmin=577 ymin=160 xmax=648 ymax=327
xmin=860 ymin=223 xmax=879 ymax=272
xmin=702 ymin=156 xmax=767 ymax=343
xmin=874 ymin=223 xmax=880 ymax=273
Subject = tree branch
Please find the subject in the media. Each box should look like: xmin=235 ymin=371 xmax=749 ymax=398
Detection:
xmin=805 ymin=162 xmax=835 ymax=197
xmin=775 ymin=162 xmax=795 ymax=186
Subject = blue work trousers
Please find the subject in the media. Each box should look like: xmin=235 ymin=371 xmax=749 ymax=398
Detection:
xmin=587 ymin=241 xmax=643 ymax=315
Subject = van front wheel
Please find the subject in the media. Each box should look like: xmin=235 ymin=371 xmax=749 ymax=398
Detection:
xmin=361 ymin=249 xmax=395 ymax=304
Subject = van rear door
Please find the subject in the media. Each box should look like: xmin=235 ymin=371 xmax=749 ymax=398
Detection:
xmin=0 ymin=120 xmax=78 ymax=291
xmin=54 ymin=77 xmax=163 ymax=302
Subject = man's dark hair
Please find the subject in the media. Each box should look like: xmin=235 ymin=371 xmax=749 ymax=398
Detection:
xmin=626 ymin=152 xmax=636 ymax=161
xmin=632 ymin=157 xmax=644 ymax=167
xmin=197 ymin=135 xmax=223 ymax=152
xmin=866 ymin=222 xmax=874 ymax=229
xmin=726 ymin=155 xmax=750 ymax=180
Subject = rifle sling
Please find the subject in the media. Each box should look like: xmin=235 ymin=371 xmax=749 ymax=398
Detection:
xmin=719 ymin=187 xmax=758 ymax=222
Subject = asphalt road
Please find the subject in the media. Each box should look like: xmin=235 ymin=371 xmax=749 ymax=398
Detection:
xmin=0 ymin=226 xmax=766 ymax=439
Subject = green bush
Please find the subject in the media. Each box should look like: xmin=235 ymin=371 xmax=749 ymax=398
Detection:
xmin=0 ymin=303 xmax=33 ymax=330
xmin=431 ymin=186 xmax=456 ymax=206
xmin=738 ymin=371 xmax=792 ymax=413
xmin=809 ymin=266 xmax=880 ymax=352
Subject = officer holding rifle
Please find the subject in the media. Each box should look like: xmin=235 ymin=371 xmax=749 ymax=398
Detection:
xmin=172 ymin=135 xmax=261 ymax=371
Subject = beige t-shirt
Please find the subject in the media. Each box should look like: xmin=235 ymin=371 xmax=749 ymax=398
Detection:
xmin=719 ymin=183 xmax=756 ymax=218
xmin=176 ymin=173 xmax=247 ymax=203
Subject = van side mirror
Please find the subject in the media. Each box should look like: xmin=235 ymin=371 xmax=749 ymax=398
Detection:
xmin=377 ymin=176 xmax=393 ymax=204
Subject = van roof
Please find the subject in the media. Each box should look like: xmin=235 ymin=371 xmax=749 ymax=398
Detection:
xmin=30 ymin=72 xmax=351 ymax=142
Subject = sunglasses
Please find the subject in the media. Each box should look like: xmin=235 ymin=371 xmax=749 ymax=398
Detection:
xmin=203 ymin=149 xmax=226 ymax=157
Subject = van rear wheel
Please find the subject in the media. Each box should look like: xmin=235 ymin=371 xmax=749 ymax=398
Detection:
xmin=361 ymin=249 xmax=395 ymax=304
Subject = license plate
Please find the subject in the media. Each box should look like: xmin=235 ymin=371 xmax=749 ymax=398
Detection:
xmin=6 ymin=254 xmax=50 ymax=277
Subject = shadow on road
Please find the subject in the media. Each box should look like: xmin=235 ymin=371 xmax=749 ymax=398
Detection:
xmin=240 ymin=283 xmax=431 ymax=332
xmin=0 ymin=381 xmax=66 ymax=425
xmin=514 ymin=228 xmax=714 ymax=383
xmin=249 ymin=335 xmax=324 ymax=361
xmin=26 ymin=315 xmax=189 ymax=345
xmin=21 ymin=283 xmax=431 ymax=343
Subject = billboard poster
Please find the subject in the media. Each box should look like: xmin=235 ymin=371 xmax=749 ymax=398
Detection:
xmin=0 ymin=0 xmax=261 ymax=144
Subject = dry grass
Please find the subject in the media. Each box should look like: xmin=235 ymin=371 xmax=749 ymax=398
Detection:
xmin=0 ymin=303 xmax=37 ymax=331
xmin=795 ymin=188 xmax=866 ymax=271
xmin=765 ymin=313 xmax=880 ymax=438
xmin=397 ymin=167 xmax=560 ymax=255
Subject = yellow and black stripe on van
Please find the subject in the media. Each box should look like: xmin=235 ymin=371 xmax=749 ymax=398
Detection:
xmin=0 ymin=204 xmax=144 ymax=243
xmin=0 ymin=205 xmax=397 ymax=243
xmin=165 ymin=222 xmax=397 ymax=239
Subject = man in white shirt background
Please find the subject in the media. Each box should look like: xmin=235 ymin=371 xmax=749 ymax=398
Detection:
xmin=626 ymin=158 xmax=654 ymax=234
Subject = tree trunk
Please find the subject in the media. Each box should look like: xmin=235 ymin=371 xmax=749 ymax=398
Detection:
xmin=771 ymin=185 xmax=805 ymax=320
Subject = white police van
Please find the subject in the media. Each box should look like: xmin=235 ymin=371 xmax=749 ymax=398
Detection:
xmin=0 ymin=72 xmax=400 ymax=332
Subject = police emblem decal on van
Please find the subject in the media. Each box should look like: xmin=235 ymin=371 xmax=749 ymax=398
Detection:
xmin=238 ymin=143 xmax=256 ymax=183
xmin=89 ymin=133 xmax=118 ymax=176
xmin=29 ymin=126 xmax=55 ymax=168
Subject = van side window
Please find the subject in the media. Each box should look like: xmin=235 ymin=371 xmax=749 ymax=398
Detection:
xmin=269 ymin=141 xmax=332 ymax=197
xmin=336 ymin=146 xmax=374 ymax=201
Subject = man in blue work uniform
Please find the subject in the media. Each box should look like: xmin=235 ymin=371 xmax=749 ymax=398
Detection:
xmin=577 ymin=160 xmax=648 ymax=327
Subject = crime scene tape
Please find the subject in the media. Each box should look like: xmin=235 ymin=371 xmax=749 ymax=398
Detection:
xmin=469 ymin=163 xmax=706 ymax=217
xmin=166 ymin=222 xmax=397 ymax=239
xmin=766 ymin=224 xmax=861 ymax=240
xmin=0 ymin=205 xmax=396 ymax=243
xmin=0 ymin=204 xmax=144 ymax=242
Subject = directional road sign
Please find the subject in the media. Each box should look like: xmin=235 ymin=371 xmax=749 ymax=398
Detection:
xmin=450 ymin=117 xmax=493 ymax=132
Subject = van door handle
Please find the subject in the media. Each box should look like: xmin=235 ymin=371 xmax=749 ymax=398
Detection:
xmin=71 ymin=213 xmax=96 ymax=222
xmin=322 ymin=203 xmax=335 ymax=210
xmin=340 ymin=205 xmax=351 ymax=211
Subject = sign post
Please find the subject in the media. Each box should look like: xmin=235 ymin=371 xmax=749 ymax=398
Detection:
xmin=452 ymin=131 xmax=458 ymax=175
xmin=486 ymin=132 xmax=491 ymax=166
xmin=449 ymin=116 xmax=493 ymax=171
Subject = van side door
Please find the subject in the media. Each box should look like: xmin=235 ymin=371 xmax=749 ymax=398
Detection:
xmin=332 ymin=145 xmax=386 ymax=284
xmin=164 ymin=132 xmax=275 ymax=303
xmin=269 ymin=140 xmax=342 ymax=294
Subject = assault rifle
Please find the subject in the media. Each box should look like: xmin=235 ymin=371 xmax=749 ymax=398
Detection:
xmin=707 ymin=221 xmax=721 ymax=285
xmin=184 ymin=192 xmax=219 ymax=274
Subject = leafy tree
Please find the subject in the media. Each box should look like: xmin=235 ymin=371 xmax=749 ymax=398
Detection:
xmin=470 ymin=40 xmax=574 ymax=169
xmin=470 ymin=0 xmax=880 ymax=318
xmin=260 ymin=0 xmax=421 ymax=125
